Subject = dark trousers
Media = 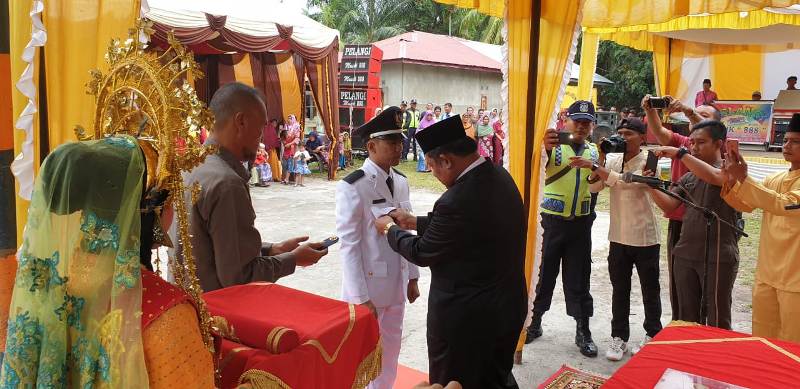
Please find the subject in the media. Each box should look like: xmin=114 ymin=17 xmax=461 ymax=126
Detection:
xmin=673 ymin=257 xmax=738 ymax=330
xmin=666 ymin=220 xmax=683 ymax=320
xmin=608 ymin=242 xmax=662 ymax=341
xmin=403 ymin=127 xmax=417 ymax=160
xmin=533 ymin=214 xmax=594 ymax=318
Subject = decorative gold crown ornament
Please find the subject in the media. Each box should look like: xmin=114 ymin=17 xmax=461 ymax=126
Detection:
xmin=75 ymin=20 xmax=216 ymax=353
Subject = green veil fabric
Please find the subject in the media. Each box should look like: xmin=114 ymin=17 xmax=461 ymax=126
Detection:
xmin=1 ymin=135 xmax=149 ymax=388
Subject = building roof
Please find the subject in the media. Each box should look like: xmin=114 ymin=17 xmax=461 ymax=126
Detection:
xmin=368 ymin=31 xmax=613 ymax=85
xmin=372 ymin=31 xmax=502 ymax=73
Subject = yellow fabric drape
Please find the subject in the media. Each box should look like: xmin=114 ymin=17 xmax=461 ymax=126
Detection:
xmin=586 ymin=8 xmax=800 ymax=34
xmin=561 ymin=85 xmax=598 ymax=109
xmin=10 ymin=0 xmax=38 ymax=245
xmin=652 ymin=36 xmax=671 ymax=96
xmin=233 ymin=53 xmax=255 ymax=87
xmin=42 ymin=0 xmax=139 ymax=152
xmin=436 ymin=0 xmax=793 ymax=28
xmin=577 ymin=32 xmax=599 ymax=101
xmin=433 ymin=0 xmax=503 ymax=18
xmin=510 ymin=0 xmax=583 ymax=352
xmin=711 ymin=44 xmax=763 ymax=100
xmin=274 ymin=53 xmax=303 ymax=126
xmin=506 ymin=1 xmax=532 ymax=193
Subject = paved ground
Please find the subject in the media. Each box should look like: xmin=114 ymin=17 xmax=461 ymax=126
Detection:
xmin=251 ymin=177 xmax=753 ymax=387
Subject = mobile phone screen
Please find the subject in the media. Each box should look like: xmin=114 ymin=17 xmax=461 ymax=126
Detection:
xmin=321 ymin=236 xmax=339 ymax=248
xmin=726 ymin=139 xmax=740 ymax=155
xmin=558 ymin=132 xmax=573 ymax=145
xmin=645 ymin=151 xmax=658 ymax=173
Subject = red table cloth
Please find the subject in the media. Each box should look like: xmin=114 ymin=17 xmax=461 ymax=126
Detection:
xmin=604 ymin=324 xmax=800 ymax=388
xmin=204 ymin=282 xmax=382 ymax=389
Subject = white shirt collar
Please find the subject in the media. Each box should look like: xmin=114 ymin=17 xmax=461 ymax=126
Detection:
xmin=363 ymin=158 xmax=392 ymax=182
xmin=456 ymin=156 xmax=486 ymax=181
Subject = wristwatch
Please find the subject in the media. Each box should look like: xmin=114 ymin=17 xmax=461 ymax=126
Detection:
xmin=591 ymin=163 xmax=599 ymax=171
xmin=676 ymin=147 xmax=690 ymax=160
xmin=383 ymin=222 xmax=397 ymax=235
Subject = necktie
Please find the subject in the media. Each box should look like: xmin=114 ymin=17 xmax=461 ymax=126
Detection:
xmin=386 ymin=176 xmax=394 ymax=197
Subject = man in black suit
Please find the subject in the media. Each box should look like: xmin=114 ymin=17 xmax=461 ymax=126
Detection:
xmin=375 ymin=115 xmax=527 ymax=388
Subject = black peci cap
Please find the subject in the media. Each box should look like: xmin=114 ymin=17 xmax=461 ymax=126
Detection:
xmin=354 ymin=106 xmax=404 ymax=141
xmin=415 ymin=114 xmax=470 ymax=154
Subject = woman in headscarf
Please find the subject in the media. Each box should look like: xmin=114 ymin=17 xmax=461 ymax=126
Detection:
xmin=281 ymin=114 xmax=302 ymax=184
xmin=489 ymin=108 xmax=500 ymax=125
xmin=463 ymin=112 xmax=476 ymax=139
xmin=0 ymin=136 xmax=214 ymax=388
xmin=415 ymin=111 xmax=436 ymax=172
xmin=492 ymin=111 xmax=506 ymax=165
xmin=476 ymin=114 xmax=495 ymax=160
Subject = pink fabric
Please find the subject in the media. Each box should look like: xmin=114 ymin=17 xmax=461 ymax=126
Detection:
xmin=666 ymin=131 xmax=692 ymax=220
xmin=418 ymin=111 xmax=436 ymax=130
xmin=695 ymin=90 xmax=718 ymax=107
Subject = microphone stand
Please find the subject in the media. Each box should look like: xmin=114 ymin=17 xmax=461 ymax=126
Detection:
xmin=652 ymin=185 xmax=748 ymax=326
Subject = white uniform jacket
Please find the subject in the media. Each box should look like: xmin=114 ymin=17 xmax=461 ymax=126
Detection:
xmin=335 ymin=158 xmax=420 ymax=308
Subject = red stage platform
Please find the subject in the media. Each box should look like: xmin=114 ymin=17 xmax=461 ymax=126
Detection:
xmin=604 ymin=323 xmax=800 ymax=388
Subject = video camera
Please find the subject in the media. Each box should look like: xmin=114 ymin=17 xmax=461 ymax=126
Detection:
xmin=600 ymin=134 xmax=627 ymax=154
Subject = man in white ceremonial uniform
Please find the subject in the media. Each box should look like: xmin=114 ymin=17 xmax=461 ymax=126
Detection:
xmin=336 ymin=106 xmax=421 ymax=389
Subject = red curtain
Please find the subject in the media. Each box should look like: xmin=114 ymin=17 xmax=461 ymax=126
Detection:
xmin=250 ymin=53 xmax=285 ymax=124
xmin=305 ymin=49 xmax=340 ymax=179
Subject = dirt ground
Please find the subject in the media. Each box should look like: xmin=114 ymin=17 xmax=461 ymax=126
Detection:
xmin=254 ymin=177 xmax=755 ymax=387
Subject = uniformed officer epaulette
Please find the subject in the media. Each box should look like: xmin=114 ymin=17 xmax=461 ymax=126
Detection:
xmin=391 ymin=168 xmax=406 ymax=178
xmin=343 ymin=169 xmax=365 ymax=184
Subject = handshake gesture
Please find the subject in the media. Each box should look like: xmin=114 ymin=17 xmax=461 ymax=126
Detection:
xmin=374 ymin=208 xmax=417 ymax=234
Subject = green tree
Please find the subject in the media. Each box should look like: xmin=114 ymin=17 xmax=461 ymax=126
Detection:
xmin=306 ymin=0 xmax=413 ymax=43
xmin=577 ymin=39 xmax=654 ymax=112
xmin=307 ymin=0 xmax=504 ymax=45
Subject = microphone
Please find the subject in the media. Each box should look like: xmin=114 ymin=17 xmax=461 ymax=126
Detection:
xmin=622 ymin=172 xmax=671 ymax=189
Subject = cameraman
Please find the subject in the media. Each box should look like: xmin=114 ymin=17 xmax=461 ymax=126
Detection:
xmin=570 ymin=118 xmax=662 ymax=361
xmin=526 ymin=100 xmax=600 ymax=357
xmin=642 ymin=95 xmax=720 ymax=320
xmin=645 ymin=120 xmax=742 ymax=330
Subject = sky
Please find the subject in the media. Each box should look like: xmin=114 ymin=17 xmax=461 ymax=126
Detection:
xmin=279 ymin=0 xmax=309 ymax=14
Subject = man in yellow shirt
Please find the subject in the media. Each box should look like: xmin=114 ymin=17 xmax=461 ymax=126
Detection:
xmin=721 ymin=113 xmax=800 ymax=342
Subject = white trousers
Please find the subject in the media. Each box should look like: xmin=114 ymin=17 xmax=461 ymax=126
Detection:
xmin=368 ymin=303 xmax=406 ymax=389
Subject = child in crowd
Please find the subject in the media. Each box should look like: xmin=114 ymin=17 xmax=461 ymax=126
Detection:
xmin=293 ymin=143 xmax=311 ymax=187
xmin=254 ymin=143 xmax=272 ymax=187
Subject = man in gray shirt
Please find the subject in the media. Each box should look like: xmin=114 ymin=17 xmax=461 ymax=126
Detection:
xmin=184 ymin=82 xmax=328 ymax=292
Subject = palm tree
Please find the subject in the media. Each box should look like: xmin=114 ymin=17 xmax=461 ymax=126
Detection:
xmin=307 ymin=0 xmax=413 ymax=44
xmin=452 ymin=8 xmax=503 ymax=44
xmin=307 ymin=0 xmax=504 ymax=45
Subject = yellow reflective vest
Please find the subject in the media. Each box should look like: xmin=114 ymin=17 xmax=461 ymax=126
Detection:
xmin=541 ymin=142 xmax=599 ymax=218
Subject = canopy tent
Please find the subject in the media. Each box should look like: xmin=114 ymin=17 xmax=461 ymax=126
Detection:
xmin=6 ymin=0 xmax=342 ymax=241
xmin=144 ymin=0 xmax=341 ymax=179
xmin=580 ymin=7 xmax=800 ymax=108
xmin=433 ymin=0 xmax=800 ymax=358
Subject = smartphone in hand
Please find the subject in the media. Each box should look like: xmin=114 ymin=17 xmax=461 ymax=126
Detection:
xmin=320 ymin=236 xmax=340 ymax=248
xmin=557 ymin=132 xmax=573 ymax=145
xmin=645 ymin=150 xmax=659 ymax=173
xmin=726 ymin=139 xmax=740 ymax=156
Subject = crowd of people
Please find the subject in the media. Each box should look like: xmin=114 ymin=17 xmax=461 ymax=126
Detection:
xmin=388 ymin=99 xmax=506 ymax=171
xmin=525 ymin=94 xmax=800 ymax=366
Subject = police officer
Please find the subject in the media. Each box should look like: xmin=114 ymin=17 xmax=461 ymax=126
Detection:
xmin=526 ymin=100 xmax=600 ymax=357
xmin=403 ymin=99 xmax=421 ymax=161
xmin=335 ymin=106 xmax=421 ymax=388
